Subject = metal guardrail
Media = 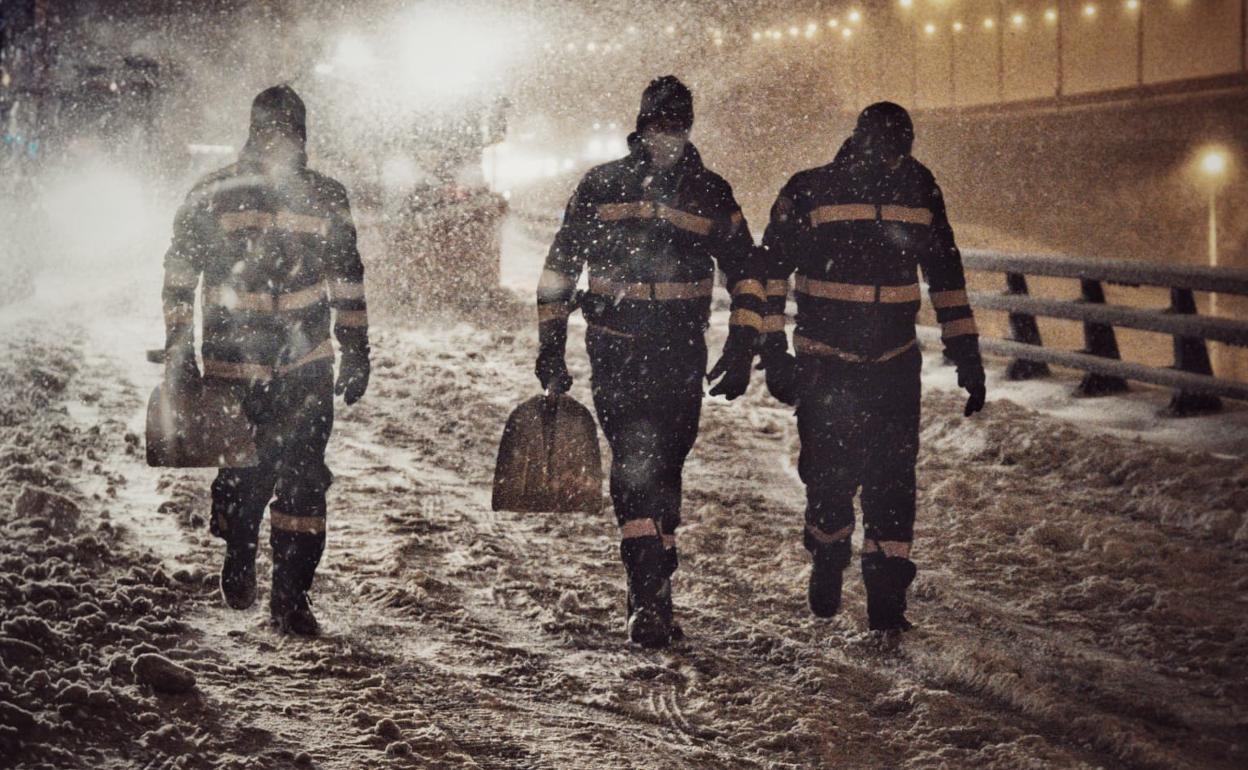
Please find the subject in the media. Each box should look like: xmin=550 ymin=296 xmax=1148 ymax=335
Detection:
xmin=951 ymin=249 xmax=1248 ymax=414
xmin=512 ymin=211 xmax=1248 ymax=412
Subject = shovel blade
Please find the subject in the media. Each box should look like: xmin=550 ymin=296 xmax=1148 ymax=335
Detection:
xmin=492 ymin=394 xmax=603 ymax=514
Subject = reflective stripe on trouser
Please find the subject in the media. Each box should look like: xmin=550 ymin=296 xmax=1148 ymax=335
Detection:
xmin=210 ymin=360 xmax=334 ymax=598
xmin=587 ymin=326 xmax=705 ymax=546
xmin=795 ymin=345 xmax=920 ymax=554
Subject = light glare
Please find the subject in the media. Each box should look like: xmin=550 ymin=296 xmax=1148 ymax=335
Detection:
xmin=1200 ymin=150 xmax=1229 ymax=178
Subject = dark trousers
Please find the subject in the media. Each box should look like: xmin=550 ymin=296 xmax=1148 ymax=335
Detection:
xmin=586 ymin=327 xmax=705 ymax=542
xmin=210 ymin=360 xmax=334 ymax=600
xmin=796 ymin=346 xmax=921 ymax=551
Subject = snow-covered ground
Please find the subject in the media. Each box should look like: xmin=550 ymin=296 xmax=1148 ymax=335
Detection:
xmin=1 ymin=228 xmax=1246 ymax=769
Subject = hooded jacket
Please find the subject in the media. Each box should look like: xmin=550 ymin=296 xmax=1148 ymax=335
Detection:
xmin=759 ymin=104 xmax=979 ymax=366
xmin=536 ymin=132 xmax=761 ymax=340
xmin=162 ymin=86 xmax=368 ymax=383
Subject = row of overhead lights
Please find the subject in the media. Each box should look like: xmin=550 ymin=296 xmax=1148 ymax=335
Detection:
xmin=545 ymin=1 xmax=1169 ymax=55
xmin=920 ymin=2 xmax=1142 ymax=36
xmin=753 ymin=11 xmax=865 ymax=42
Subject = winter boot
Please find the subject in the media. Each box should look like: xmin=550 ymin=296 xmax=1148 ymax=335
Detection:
xmin=219 ymin=539 xmax=257 ymax=610
xmin=861 ymin=552 xmax=917 ymax=634
xmin=657 ymin=543 xmax=684 ymax=642
xmin=808 ymin=538 xmax=852 ymax=618
xmin=270 ymin=591 xmax=319 ymax=637
xmin=622 ymin=537 xmax=673 ymax=649
xmin=270 ymin=550 xmax=320 ymax=637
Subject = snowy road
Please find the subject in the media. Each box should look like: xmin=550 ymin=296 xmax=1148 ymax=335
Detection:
xmin=2 ymin=275 xmax=1247 ymax=769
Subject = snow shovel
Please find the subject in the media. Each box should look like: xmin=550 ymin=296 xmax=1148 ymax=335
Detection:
xmin=492 ymin=393 xmax=603 ymax=514
xmin=145 ymin=349 xmax=258 ymax=468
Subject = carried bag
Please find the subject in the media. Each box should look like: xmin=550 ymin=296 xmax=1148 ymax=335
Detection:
xmin=145 ymin=375 xmax=258 ymax=468
xmin=492 ymin=393 xmax=603 ymax=514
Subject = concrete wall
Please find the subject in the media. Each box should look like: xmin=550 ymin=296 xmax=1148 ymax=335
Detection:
xmin=853 ymin=0 xmax=1246 ymax=108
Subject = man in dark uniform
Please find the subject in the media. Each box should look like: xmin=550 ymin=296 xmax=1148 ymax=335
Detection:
xmin=534 ymin=76 xmax=764 ymax=648
xmin=161 ymin=85 xmax=371 ymax=635
xmin=758 ymin=102 xmax=985 ymax=643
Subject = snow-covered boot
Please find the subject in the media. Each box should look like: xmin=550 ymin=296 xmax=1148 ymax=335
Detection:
xmin=623 ymin=537 xmax=673 ymax=649
xmin=861 ymin=552 xmax=916 ymax=633
xmin=808 ymin=539 xmax=852 ymax=618
xmin=219 ymin=539 xmax=257 ymax=610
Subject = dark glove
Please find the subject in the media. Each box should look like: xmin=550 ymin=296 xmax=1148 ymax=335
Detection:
xmin=958 ymin=363 xmax=986 ymax=417
xmin=165 ymin=345 xmax=201 ymax=395
xmin=761 ymin=350 xmax=798 ymax=406
xmin=336 ymin=349 xmax=370 ymax=405
xmin=707 ymin=327 xmax=757 ymax=400
xmin=536 ymin=349 xmax=572 ymax=395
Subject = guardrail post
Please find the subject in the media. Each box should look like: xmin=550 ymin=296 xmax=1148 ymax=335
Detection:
xmin=1004 ymin=272 xmax=1050 ymax=380
xmin=1166 ymin=287 xmax=1222 ymax=416
xmin=1075 ymin=279 xmax=1129 ymax=396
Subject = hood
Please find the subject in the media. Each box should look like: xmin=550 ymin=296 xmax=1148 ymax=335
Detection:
xmin=834 ymin=101 xmax=914 ymax=170
xmin=241 ymin=85 xmax=308 ymax=170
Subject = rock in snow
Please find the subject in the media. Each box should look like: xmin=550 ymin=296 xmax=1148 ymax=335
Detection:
xmin=14 ymin=485 xmax=81 ymax=531
xmin=132 ymin=654 xmax=196 ymax=694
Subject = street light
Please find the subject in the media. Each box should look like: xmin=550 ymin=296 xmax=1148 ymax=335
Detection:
xmin=1199 ymin=148 xmax=1229 ymax=267
xmin=1201 ymin=150 xmax=1228 ymax=179
xmin=1197 ymin=147 xmax=1231 ymax=325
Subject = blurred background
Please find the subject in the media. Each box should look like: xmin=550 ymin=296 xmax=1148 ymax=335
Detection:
xmin=1 ymin=0 xmax=1245 ymax=375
